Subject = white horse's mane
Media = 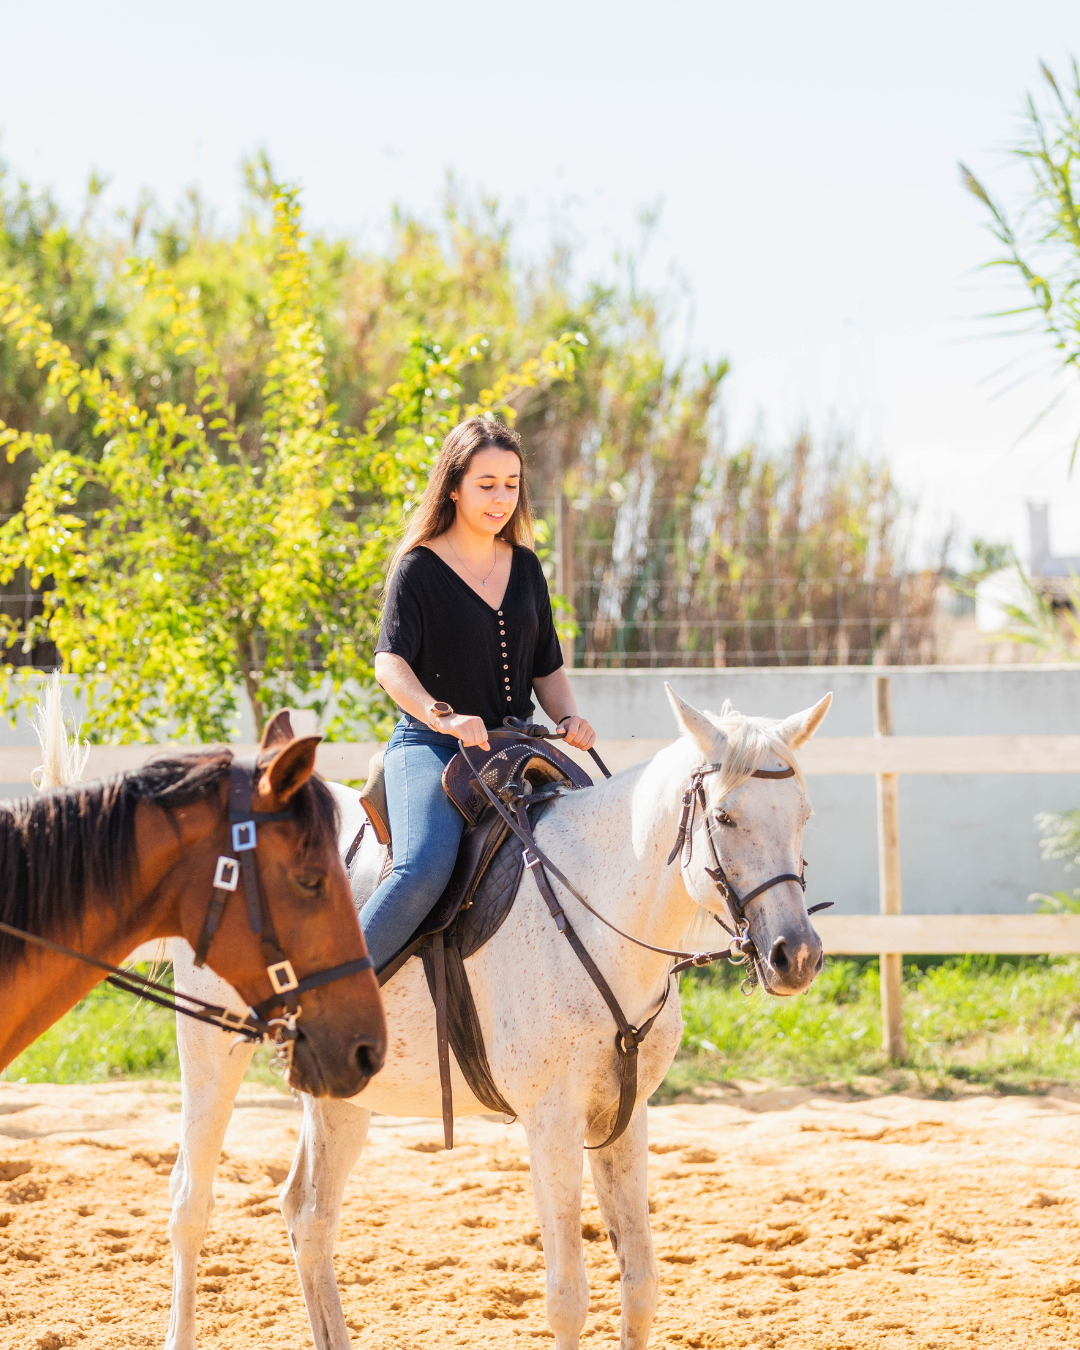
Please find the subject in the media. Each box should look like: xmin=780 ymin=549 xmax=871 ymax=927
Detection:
xmin=700 ymin=698 xmax=806 ymax=798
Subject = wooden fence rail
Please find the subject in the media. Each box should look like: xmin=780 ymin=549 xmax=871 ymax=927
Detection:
xmin=2 ymin=733 xmax=1080 ymax=783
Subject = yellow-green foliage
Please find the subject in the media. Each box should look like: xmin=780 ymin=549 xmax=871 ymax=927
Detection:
xmin=0 ymin=157 xmax=921 ymax=700
xmin=0 ymin=185 xmax=584 ymax=741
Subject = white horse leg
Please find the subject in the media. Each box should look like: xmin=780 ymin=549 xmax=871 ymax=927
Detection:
xmin=526 ymin=1102 xmax=590 ymax=1350
xmin=587 ymin=1107 xmax=658 ymax=1350
xmin=281 ymin=1095 xmax=371 ymax=1350
xmin=165 ymin=949 xmax=254 ymax=1350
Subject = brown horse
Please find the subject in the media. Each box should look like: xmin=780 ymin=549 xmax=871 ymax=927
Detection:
xmin=0 ymin=712 xmax=386 ymax=1098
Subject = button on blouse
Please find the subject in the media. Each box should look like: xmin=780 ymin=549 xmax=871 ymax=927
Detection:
xmin=500 ymin=609 xmax=511 ymax=700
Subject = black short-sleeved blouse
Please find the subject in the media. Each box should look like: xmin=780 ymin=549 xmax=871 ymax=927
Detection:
xmin=375 ymin=544 xmax=564 ymax=729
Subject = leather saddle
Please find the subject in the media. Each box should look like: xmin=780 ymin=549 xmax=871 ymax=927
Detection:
xmin=358 ymin=730 xmax=592 ymax=1146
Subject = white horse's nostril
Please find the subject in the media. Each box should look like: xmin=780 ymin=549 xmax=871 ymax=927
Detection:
xmin=770 ymin=936 xmax=792 ymax=973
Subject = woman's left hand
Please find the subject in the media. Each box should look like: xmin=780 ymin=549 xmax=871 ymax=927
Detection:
xmin=558 ymin=714 xmax=596 ymax=751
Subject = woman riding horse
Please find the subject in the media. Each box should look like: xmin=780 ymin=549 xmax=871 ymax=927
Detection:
xmin=363 ymin=416 xmax=597 ymax=972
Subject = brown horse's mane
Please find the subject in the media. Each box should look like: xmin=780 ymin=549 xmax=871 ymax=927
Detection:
xmin=0 ymin=749 xmax=339 ymax=974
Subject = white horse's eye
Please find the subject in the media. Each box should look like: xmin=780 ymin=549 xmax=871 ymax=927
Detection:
xmin=714 ymin=809 xmax=735 ymax=827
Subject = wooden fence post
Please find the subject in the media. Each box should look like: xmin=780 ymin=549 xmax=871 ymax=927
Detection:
xmin=874 ymin=675 xmax=906 ymax=1061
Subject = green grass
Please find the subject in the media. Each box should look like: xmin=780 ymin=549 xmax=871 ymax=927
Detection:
xmin=1 ymin=968 xmax=285 ymax=1087
xmin=666 ymin=953 xmax=1080 ymax=1097
xmin=7 ymin=955 xmax=1080 ymax=1098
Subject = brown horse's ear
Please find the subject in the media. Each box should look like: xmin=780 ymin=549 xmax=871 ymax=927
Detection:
xmin=261 ymin=709 xmax=295 ymax=750
xmin=258 ymin=736 xmax=322 ymax=804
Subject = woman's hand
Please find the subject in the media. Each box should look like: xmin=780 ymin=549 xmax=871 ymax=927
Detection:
xmin=435 ymin=711 xmax=490 ymax=751
xmin=558 ymin=714 xmax=596 ymax=751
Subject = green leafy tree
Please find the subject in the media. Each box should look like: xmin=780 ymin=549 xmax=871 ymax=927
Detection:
xmin=0 ymin=186 xmax=584 ymax=742
xmin=962 ymin=59 xmax=1080 ymax=466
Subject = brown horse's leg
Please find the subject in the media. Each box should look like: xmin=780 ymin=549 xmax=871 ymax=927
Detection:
xmin=280 ymin=1094 xmax=371 ymax=1350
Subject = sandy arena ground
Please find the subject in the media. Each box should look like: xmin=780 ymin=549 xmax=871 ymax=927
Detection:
xmin=3 ymin=1081 xmax=1080 ymax=1349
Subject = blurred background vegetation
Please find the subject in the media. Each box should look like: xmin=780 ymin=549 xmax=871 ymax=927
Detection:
xmin=0 ymin=150 xmax=940 ymax=734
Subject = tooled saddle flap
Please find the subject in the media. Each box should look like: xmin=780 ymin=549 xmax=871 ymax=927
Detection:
xmin=441 ymin=730 xmax=593 ymax=826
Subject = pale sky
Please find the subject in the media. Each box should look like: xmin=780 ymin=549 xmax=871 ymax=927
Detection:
xmin=3 ymin=0 xmax=1080 ymax=566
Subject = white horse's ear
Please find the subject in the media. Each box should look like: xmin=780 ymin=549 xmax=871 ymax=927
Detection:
xmin=665 ymin=683 xmax=721 ymax=755
xmin=777 ymin=692 xmax=832 ymax=748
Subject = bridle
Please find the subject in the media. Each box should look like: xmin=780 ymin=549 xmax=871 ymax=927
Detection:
xmin=666 ymin=759 xmax=829 ymax=992
xmin=1 ymin=754 xmax=373 ymax=1057
xmin=486 ymin=724 xmax=828 ymax=981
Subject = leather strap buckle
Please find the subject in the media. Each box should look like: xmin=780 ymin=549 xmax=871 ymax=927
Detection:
xmin=232 ymin=820 xmax=257 ymax=852
xmin=213 ymin=856 xmax=240 ymax=891
xmin=267 ymin=959 xmax=299 ymax=994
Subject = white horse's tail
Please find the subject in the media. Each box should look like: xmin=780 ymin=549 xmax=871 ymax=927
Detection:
xmin=31 ymin=672 xmax=89 ymax=791
xmin=29 ymin=675 xmax=168 ymax=969
xmin=31 ymin=672 xmax=89 ymax=788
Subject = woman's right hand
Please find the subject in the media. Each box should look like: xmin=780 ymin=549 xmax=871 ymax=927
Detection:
xmin=434 ymin=712 xmax=490 ymax=751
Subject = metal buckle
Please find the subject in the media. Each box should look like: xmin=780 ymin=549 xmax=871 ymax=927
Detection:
xmin=219 ymin=1008 xmax=251 ymax=1031
xmin=267 ymin=959 xmax=299 ymax=994
xmin=522 ymin=850 xmax=541 ymax=870
xmin=213 ymin=856 xmax=240 ymax=891
xmin=232 ymin=820 xmax=257 ymax=852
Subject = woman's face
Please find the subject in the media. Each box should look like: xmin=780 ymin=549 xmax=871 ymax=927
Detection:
xmin=451 ymin=447 xmax=521 ymax=537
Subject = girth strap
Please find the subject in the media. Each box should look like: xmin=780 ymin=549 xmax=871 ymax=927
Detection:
xmin=432 ymin=929 xmax=454 ymax=1149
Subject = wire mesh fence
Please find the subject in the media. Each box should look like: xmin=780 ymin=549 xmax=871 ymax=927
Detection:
xmin=539 ymin=496 xmax=941 ymax=669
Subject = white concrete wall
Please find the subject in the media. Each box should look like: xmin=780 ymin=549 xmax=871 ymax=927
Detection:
xmin=566 ymin=665 xmax=1080 ymax=916
xmin=2 ymin=665 xmax=1078 ymax=916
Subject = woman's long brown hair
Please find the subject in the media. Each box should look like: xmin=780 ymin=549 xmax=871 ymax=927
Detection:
xmin=386 ymin=416 xmax=534 ymax=578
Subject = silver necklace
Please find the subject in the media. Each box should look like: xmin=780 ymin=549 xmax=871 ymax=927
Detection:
xmin=446 ymin=536 xmax=499 ymax=587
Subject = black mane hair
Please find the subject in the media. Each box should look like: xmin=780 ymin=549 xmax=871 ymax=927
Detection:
xmin=0 ymin=749 xmax=339 ymax=974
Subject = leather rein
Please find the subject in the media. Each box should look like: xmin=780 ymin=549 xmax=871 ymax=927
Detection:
xmin=455 ymin=725 xmax=829 ymax=1148
xmin=2 ymin=754 xmax=373 ymax=1052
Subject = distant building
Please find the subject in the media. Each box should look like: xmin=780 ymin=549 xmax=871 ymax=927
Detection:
xmin=1028 ymin=503 xmax=1080 ymax=589
xmin=976 ymin=503 xmax=1078 ymax=632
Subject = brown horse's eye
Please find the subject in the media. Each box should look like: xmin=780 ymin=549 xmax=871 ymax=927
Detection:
xmin=715 ymin=810 xmax=735 ymax=827
xmin=294 ymin=872 xmax=325 ymax=894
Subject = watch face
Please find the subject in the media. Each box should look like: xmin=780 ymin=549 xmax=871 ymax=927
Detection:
xmin=432 ymin=702 xmax=453 ymax=716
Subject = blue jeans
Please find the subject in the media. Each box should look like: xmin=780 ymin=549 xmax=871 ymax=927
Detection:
xmin=358 ymin=716 xmax=467 ymax=971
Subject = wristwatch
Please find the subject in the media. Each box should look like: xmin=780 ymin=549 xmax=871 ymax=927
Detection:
xmin=429 ymin=701 xmax=453 ymax=727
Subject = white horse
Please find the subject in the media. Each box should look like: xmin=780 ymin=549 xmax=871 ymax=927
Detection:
xmin=164 ymin=685 xmax=832 ymax=1350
